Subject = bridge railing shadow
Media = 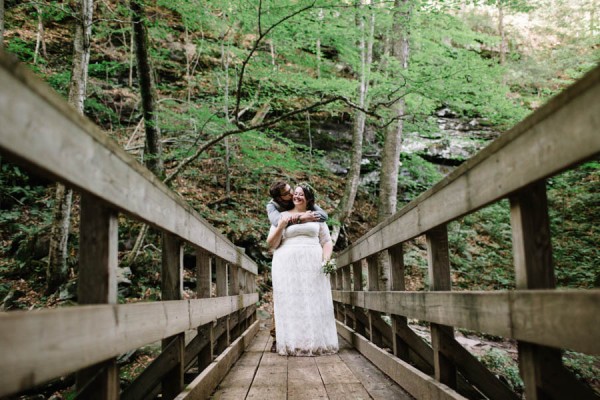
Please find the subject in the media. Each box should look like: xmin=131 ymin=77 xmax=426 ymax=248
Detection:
xmin=331 ymin=65 xmax=600 ymax=400
xmin=0 ymin=49 xmax=259 ymax=399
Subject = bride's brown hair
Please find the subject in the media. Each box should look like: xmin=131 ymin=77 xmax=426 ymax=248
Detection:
xmin=297 ymin=183 xmax=316 ymax=211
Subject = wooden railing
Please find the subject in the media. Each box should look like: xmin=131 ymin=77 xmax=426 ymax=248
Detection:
xmin=331 ymin=64 xmax=600 ymax=400
xmin=0 ymin=50 xmax=259 ymax=399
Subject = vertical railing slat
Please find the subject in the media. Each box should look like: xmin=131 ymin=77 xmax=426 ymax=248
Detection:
xmin=366 ymin=255 xmax=383 ymax=346
xmin=195 ymin=249 xmax=212 ymax=373
xmin=510 ymin=181 xmax=596 ymax=399
xmin=389 ymin=243 xmax=409 ymax=362
xmin=76 ymin=194 xmax=119 ymax=399
xmin=426 ymin=225 xmax=457 ymax=389
xmin=352 ymin=260 xmax=366 ymax=335
xmin=161 ymin=233 xmax=184 ymax=400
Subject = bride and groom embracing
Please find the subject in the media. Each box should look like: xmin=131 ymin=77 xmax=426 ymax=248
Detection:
xmin=266 ymin=181 xmax=339 ymax=356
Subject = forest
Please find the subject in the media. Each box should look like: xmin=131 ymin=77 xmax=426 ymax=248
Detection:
xmin=0 ymin=0 xmax=598 ymax=397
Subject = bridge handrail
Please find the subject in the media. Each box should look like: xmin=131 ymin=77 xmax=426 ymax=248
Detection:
xmin=332 ymin=64 xmax=600 ymax=400
xmin=0 ymin=51 xmax=256 ymax=274
xmin=0 ymin=49 xmax=259 ymax=399
xmin=337 ymin=65 xmax=600 ymax=267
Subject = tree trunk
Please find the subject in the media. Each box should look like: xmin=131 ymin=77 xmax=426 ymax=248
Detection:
xmin=377 ymin=0 xmax=410 ymax=290
xmin=131 ymin=0 xmax=163 ymax=177
xmin=591 ymin=0 xmax=597 ymax=36
xmin=46 ymin=0 xmax=94 ymax=295
xmin=331 ymin=1 xmax=374 ymax=244
xmin=316 ymin=9 xmax=324 ymax=79
xmin=498 ymin=2 xmax=506 ymax=65
xmin=33 ymin=4 xmax=46 ymax=64
xmin=0 ymin=0 xmax=5 ymax=48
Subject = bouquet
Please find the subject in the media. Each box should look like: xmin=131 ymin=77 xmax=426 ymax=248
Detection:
xmin=321 ymin=258 xmax=337 ymax=275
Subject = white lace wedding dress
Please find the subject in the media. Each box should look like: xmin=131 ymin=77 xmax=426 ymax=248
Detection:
xmin=270 ymin=219 xmax=339 ymax=356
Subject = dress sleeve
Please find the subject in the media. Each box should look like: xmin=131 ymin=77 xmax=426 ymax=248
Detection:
xmin=318 ymin=222 xmax=332 ymax=246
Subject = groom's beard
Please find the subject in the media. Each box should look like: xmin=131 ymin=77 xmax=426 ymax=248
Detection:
xmin=280 ymin=199 xmax=294 ymax=210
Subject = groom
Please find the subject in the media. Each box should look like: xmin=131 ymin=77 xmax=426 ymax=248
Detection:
xmin=266 ymin=180 xmax=328 ymax=352
xmin=267 ymin=181 xmax=327 ymax=226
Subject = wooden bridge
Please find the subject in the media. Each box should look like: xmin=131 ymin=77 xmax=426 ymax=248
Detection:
xmin=0 ymin=49 xmax=598 ymax=400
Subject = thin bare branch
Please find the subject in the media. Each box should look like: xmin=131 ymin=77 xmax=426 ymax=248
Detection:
xmin=164 ymin=94 xmax=377 ymax=185
xmin=233 ymin=1 xmax=317 ymax=123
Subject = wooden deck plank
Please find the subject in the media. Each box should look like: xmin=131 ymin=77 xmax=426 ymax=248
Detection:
xmin=246 ymin=339 xmax=288 ymax=400
xmin=210 ymin=330 xmax=270 ymax=399
xmin=288 ymin=357 xmax=328 ymax=400
xmin=315 ymin=354 xmax=360 ymax=384
xmin=337 ymin=336 xmax=414 ymax=400
xmin=210 ymin=330 xmax=414 ymax=400
xmin=323 ymin=383 xmax=372 ymax=400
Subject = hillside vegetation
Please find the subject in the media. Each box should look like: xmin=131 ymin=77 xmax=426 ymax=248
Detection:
xmin=0 ymin=0 xmax=598 ymax=396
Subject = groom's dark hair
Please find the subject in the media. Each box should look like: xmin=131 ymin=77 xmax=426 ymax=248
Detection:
xmin=297 ymin=184 xmax=316 ymax=210
xmin=269 ymin=181 xmax=288 ymax=199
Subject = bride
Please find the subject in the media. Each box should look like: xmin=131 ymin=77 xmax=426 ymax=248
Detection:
xmin=266 ymin=184 xmax=339 ymax=356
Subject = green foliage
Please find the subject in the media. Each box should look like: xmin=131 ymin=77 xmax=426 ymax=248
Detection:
xmin=238 ymin=130 xmax=325 ymax=177
xmin=397 ymin=154 xmax=443 ymax=203
xmin=45 ymin=71 xmax=71 ymax=97
xmin=548 ymin=162 xmax=600 ymax=288
xmin=6 ymin=37 xmax=37 ymax=63
xmin=409 ymin=11 xmax=528 ymax=127
xmin=478 ymin=348 xmax=524 ymax=394
xmin=449 ymin=201 xmax=515 ymax=290
xmin=563 ymin=351 xmax=600 ymax=387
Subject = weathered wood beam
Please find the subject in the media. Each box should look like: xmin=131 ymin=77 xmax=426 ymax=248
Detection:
xmin=331 ymin=290 xmax=600 ymax=355
xmin=510 ymin=183 xmax=598 ymax=399
xmin=0 ymin=51 xmax=257 ymax=275
xmin=336 ymin=65 xmax=600 ymax=267
xmin=174 ymin=320 xmax=260 ymax=400
xmin=75 ymin=195 xmax=119 ymax=399
xmin=161 ymin=233 xmax=185 ymax=400
xmin=336 ymin=321 xmax=466 ymax=400
xmin=0 ymin=294 xmax=258 ymax=397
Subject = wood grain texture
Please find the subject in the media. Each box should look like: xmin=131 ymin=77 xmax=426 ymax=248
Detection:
xmin=331 ymin=290 xmax=600 ymax=354
xmin=336 ymin=321 xmax=466 ymax=400
xmin=0 ymin=52 xmax=256 ymax=275
xmin=0 ymin=294 xmax=258 ymax=397
xmin=336 ymin=65 xmax=600 ymax=268
xmin=174 ymin=320 xmax=259 ymax=400
xmin=76 ymin=195 xmax=119 ymax=398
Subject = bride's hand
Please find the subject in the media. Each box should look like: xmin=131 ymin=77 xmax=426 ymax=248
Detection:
xmin=278 ymin=216 xmax=290 ymax=229
xmin=303 ymin=211 xmax=320 ymax=222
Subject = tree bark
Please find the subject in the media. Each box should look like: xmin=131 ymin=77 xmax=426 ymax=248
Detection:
xmin=0 ymin=0 xmax=5 ymax=49
xmin=33 ymin=4 xmax=47 ymax=64
xmin=46 ymin=0 xmax=94 ymax=295
xmin=377 ymin=0 xmax=410 ymax=290
xmin=498 ymin=2 xmax=506 ymax=65
xmin=131 ymin=0 xmax=163 ymax=177
xmin=332 ymin=0 xmax=374 ymax=244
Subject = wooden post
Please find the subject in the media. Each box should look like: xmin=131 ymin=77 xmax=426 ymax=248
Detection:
xmin=389 ymin=243 xmax=409 ymax=362
xmin=161 ymin=233 xmax=184 ymax=400
xmin=230 ymin=264 xmax=241 ymax=340
xmin=76 ymin=194 xmax=119 ymax=399
xmin=334 ymin=269 xmax=344 ymax=321
xmin=214 ymin=258 xmax=229 ymax=355
xmin=426 ymin=225 xmax=456 ymax=389
xmin=366 ymin=255 xmax=383 ymax=347
xmin=352 ymin=260 xmax=366 ymax=335
xmin=510 ymin=181 xmax=596 ymax=400
xmin=196 ymin=249 xmax=212 ymax=373
xmin=341 ymin=265 xmax=352 ymax=326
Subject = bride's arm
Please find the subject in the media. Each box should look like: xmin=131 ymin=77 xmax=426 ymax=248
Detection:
xmin=267 ymin=215 xmax=290 ymax=250
xmin=321 ymin=240 xmax=333 ymax=262
xmin=319 ymin=223 xmax=333 ymax=262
